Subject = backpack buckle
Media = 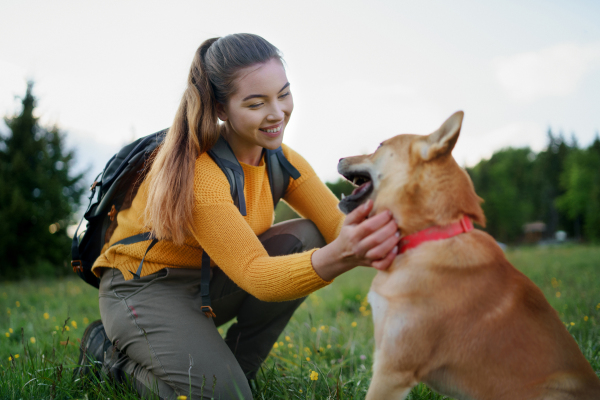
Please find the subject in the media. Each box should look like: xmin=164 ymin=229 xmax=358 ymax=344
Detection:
xmin=201 ymin=306 xmax=216 ymax=319
xmin=71 ymin=260 xmax=83 ymax=273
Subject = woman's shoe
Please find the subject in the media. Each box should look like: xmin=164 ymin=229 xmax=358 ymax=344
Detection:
xmin=73 ymin=319 xmax=112 ymax=380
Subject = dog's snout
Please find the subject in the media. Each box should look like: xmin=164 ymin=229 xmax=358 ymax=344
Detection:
xmin=339 ymin=158 xmax=344 ymax=162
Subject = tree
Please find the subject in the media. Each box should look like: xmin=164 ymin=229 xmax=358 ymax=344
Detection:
xmin=0 ymin=82 xmax=85 ymax=278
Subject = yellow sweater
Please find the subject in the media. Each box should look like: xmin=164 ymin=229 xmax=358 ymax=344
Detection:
xmin=92 ymin=143 xmax=345 ymax=301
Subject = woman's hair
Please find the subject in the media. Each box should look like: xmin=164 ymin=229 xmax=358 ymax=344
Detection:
xmin=144 ymin=33 xmax=281 ymax=245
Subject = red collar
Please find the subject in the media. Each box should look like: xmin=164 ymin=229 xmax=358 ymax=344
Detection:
xmin=399 ymin=215 xmax=474 ymax=254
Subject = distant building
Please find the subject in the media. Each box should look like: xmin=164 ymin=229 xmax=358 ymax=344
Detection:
xmin=523 ymin=221 xmax=546 ymax=244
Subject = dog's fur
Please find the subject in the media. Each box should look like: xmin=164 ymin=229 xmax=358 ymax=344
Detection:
xmin=337 ymin=112 xmax=600 ymax=400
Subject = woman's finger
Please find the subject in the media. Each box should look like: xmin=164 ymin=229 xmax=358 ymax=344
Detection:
xmin=354 ymin=209 xmax=393 ymax=239
xmin=371 ymin=245 xmax=399 ymax=271
xmin=357 ymin=220 xmax=398 ymax=256
xmin=343 ymin=199 xmax=373 ymax=226
xmin=364 ymin=230 xmax=401 ymax=260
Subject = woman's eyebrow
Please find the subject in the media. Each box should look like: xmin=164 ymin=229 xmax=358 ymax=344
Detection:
xmin=242 ymin=82 xmax=290 ymax=102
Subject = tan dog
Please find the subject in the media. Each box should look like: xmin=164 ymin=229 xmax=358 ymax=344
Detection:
xmin=337 ymin=112 xmax=600 ymax=400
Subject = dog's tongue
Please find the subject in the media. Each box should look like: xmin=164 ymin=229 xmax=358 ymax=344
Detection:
xmin=351 ymin=181 xmax=372 ymax=196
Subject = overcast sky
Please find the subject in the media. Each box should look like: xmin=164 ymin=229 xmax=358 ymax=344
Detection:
xmin=1 ymin=0 xmax=599 ymax=183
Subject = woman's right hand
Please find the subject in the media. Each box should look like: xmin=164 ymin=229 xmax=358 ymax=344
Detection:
xmin=311 ymin=199 xmax=400 ymax=281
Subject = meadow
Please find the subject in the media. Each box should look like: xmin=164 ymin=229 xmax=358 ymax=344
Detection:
xmin=1 ymin=244 xmax=600 ymax=399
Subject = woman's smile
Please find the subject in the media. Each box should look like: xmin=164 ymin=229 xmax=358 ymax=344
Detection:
xmin=259 ymin=122 xmax=283 ymax=136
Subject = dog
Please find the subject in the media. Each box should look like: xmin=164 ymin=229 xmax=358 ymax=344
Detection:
xmin=337 ymin=111 xmax=600 ymax=400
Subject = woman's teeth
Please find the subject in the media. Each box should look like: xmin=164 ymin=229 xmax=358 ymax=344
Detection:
xmin=261 ymin=125 xmax=282 ymax=133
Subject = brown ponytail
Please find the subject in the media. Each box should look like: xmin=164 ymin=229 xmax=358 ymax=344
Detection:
xmin=144 ymin=34 xmax=281 ymax=245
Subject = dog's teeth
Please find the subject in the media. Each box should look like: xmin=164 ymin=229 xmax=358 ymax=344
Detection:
xmin=353 ymin=177 xmax=359 ymax=185
xmin=341 ymin=193 xmax=346 ymax=200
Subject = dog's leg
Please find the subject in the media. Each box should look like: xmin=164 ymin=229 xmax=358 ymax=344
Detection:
xmin=366 ymin=364 xmax=415 ymax=400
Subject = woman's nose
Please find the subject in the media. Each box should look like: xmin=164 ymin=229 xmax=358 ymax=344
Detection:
xmin=267 ymin=103 xmax=285 ymax=120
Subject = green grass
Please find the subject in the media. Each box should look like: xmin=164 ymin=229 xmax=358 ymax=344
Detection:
xmin=1 ymin=244 xmax=600 ymax=399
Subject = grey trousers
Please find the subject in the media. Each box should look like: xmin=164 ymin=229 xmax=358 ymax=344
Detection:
xmin=98 ymin=219 xmax=326 ymax=400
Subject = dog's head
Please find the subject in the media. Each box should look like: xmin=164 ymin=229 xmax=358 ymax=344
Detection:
xmin=337 ymin=111 xmax=485 ymax=235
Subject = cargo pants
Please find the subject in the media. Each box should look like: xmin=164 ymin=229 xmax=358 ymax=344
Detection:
xmin=98 ymin=219 xmax=326 ymax=399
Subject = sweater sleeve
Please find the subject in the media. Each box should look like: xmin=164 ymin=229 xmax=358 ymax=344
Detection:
xmin=281 ymin=144 xmax=345 ymax=244
xmin=191 ymin=156 xmax=332 ymax=302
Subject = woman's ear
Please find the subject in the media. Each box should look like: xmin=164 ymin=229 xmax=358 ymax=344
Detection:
xmin=216 ymin=103 xmax=228 ymax=122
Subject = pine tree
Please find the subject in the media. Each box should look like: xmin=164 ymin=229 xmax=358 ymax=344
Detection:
xmin=0 ymin=82 xmax=85 ymax=278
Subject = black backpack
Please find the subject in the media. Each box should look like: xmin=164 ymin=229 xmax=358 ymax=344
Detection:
xmin=71 ymin=129 xmax=300 ymax=316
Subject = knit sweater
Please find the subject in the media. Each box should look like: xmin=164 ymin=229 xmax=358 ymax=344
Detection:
xmin=91 ymin=143 xmax=345 ymax=302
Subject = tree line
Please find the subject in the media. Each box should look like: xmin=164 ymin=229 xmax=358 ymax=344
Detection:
xmin=1 ymin=84 xmax=598 ymax=279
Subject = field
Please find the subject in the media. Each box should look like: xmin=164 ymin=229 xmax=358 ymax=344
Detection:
xmin=1 ymin=244 xmax=600 ymax=399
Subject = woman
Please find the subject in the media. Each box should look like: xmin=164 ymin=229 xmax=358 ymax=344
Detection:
xmin=77 ymin=33 xmax=400 ymax=399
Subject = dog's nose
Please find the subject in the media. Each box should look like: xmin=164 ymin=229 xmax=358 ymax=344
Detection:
xmin=339 ymin=158 xmax=344 ymax=162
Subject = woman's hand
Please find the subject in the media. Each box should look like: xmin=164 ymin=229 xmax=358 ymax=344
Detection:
xmin=311 ymin=199 xmax=400 ymax=281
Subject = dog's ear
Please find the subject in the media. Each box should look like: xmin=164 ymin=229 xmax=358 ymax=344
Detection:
xmin=417 ymin=111 xmax=464 ymax=161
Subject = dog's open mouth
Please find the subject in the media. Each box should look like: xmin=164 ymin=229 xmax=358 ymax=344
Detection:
xmin=339 ymin=171 xmax=373 ymax=214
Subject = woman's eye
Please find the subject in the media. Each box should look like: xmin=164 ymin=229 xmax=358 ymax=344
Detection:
xmin=248 ymin=103 xmax=263 ymax=109
xmin=279 ymin=92 xmax=291 ymax=99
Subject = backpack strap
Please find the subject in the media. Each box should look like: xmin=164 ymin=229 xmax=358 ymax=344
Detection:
xmin=207 ymin=136 xmax=246 ymax=215
xmin=265 ymin=146 xmax=301 ymax=207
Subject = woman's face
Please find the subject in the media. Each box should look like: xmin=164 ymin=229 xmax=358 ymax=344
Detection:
xmin=217 ymin=58 xmax=293 ymax=160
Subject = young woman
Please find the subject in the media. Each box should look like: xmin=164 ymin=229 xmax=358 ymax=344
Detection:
xmin=77 ymin=33 xmax=400 ymax=399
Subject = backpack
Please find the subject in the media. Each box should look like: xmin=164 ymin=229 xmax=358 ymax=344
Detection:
xmin=71 ymin=129 xmax=300 ymax=316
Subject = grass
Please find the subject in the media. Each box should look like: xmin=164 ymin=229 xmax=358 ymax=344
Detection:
xmin=1 ymin=244 xmax=600 ymax=399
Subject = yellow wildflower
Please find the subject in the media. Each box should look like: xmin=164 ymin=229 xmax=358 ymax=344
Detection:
xmin=320 ymin=325 xmax=326 ymax=331
xmin=65 ymin=326 xmax=70 ymax=331
xmin=30 ymin=337 xmax=36 ymax=344
xmin=7 ymin=308 xmax=11 ymax=315
xmin=327 ymin=344 xmax=332 ymax=349
xmin=8 ymin=356 xmax=12 ymax=361
xmin=273 ymin=343 xmax=279 ymax=349
xmin=55 ymin=326 xmax=59 ymax=331
xmin=15 ymin=301 xmax=20 ymax=307
xmin=570 ymin=322 xmax=575 ymax=326
xmin=293 ymin=354 xmax=298 ymax=358
xmin=584 ymin=316 xmax=589 ymax=321
xmin=299 ymin=389 xmax=303 ymax=393
xmin=556 ymin=292 xmax=561 ymax=298
xmin=43 ymin=313 xmax=50 ymax=320
xmin=14 ymin=354 xmax=19 ymax=359
xmin=596 ymin=303 xmax=600 ymax=310
xmin=83 ymin=317 xmax=89 ymax=324
xmin=9 ymin=328 xmax=13 ymax=333
xmin=306 ymin=357 xmax=310 ymax=361
xmin=310 ymin=370 xmax=319 ymax=381
xmin=304 ymin=347 xmax=311 ymax=354
xmin=319 ymin=347 xmax=324 ymax=352
xmin=359 ymin=306 xmax=366 ymax=312
xmin=285 ymin=336 xmax=291 ymax=341
xmin=279 ymin=341 xmax=284 ymax=346
xmin=351 ymin=321 xmax=357 ymax=327
xmin=177 ymin=396 xmax=188 ymax=400
xmin=4 ymin=332 xmax=9 ymax=338
xmin=311 ymin=327 xmax=317 ymax=332
xmin=288 ymin=343 xmax=293 ymax=348
xmin=71 ymin=321 xmax=78 ymax=329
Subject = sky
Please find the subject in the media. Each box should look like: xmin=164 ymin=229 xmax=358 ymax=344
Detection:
xmin=1 ymin=0 xmax=599 ymax=183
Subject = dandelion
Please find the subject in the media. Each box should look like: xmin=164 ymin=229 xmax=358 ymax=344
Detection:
xmin=55 ymin=326 xmax=59 ymax=331
xmin=15 ymin=301 xmax=20 ymax=307
xmin=71 ymin=320 xmax=78 ymax=329
xmin=351 ymin=321 xmax=357 ymax=327
xmin=584 ymin=316 xmax=589 ymax=321
xmin=8 ymin=356 xmax=11 ymax=361
xmin=293 ymin=354 xmax=298 ymax=358
xmin=306 ymin=357 xmax=310 ymax=361
xmin=14 ymin=354 xmax=19 ymax=359
xmin=4 ymin=332 xmax=9 ymax=338
xmin=288 ymin=343 xmax=293 ymax=348
xmin=30 ymin=337 xmax=36 ymax=344
xmin=310 ymin=370 xmax=319 ymax=381
xmin=8 ymin=328 xmax=13 ymax=334
xmin=556 ymin=292 xmax=561 ymax=298
xmin=279 ymin=341 xmax=284 ymax=346
xmin=319 ymin=347 xmax=324 ymax=352
xmin=327 ymin=344 xmax=331 ymax=349
xmin=359 ymin=306 xmax=366 ymax=312
xmin=320 ymin=325 xmax=325 ymax=331
xmin=177 ymin=396 xmax=188 ymax=400
xmin=285 ymin=336 xmax=291 ymax=341
xmin=299 ymin=389 xmax=303 ymax=393
xmin=570 ymin=322 xmax=575 ymax=326
xmin=43 ymin=313 xmax=50 ymax=320
xmin=83 ymin=317 xmax=89 ymax=324
xmin=273 ymin=343 xmax=279 ymax=349
xmin=304 ymin=347 xmax=311 ymax=354
xmin=311 ymin=327 xmax=317 ymax=332
xmin=65 ymin=326 xmax=70 ymax=331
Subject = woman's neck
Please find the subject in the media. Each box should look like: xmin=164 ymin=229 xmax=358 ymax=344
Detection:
xmin=221 ymin=126 xmax=263 ymax=166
